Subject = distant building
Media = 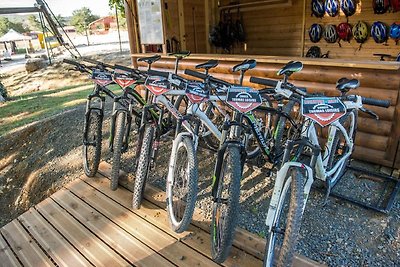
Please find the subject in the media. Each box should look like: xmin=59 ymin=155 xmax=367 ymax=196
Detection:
xmin=89 ymin=16 xmax=117 ymax=35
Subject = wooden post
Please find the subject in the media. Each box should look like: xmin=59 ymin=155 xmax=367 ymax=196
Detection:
xmin=300 ymin=0 xmax=306 ymax=57
xmin=161 ymin=0 xmax=167 ymax=54
xmin=178 ymin=0 xmax=186 ymax=51
xmin=125 ymin=0 xmax=139 ymax=67
xmin=205 ymin=0 xmax=210 ymax=53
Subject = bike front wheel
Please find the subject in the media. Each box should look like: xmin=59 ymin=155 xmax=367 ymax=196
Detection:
xmin=132 ymin=124 xmax=155 ymax=209
xmin=83 ymin=110 xmax=102 ymax=177
xmin=264 ymin=167 xmax=304 ymax=267
xmin=166 ymin=136 xmax=198 ymax=233
xmin=211 ymin=145 xmax=242 ymax=263
xmin=110 ymin=111 xmax=127 ymax=191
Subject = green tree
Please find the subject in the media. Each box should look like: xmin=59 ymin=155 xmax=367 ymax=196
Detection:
xmin=55 ymin=14 xmax=67 ymax=27
xmin=0 ymin=17 xmax=29 ymax=35
xmin=27 ymin=15 xmax=41 ymax=31
xmin=70 ymin=7 xmax=99 ymax=33
xmin=0 ymin=17 xmax=11 ymax=35
xmin=109 ymin=0 xmax=125 ymax=16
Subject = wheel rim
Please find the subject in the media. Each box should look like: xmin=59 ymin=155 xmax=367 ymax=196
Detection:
xmin=170 ymin=142 xmax=190 ymax=226
xmin=84 ymin=114 xmax=99 ymax=173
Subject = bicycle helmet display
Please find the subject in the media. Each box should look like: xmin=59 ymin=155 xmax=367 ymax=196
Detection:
xmin=325 ymin=0 xmax=339 ymax=16
xmin=309 ymin=24 xmax=323 ymax=43
xmin=371 ymin=21 xmax=388 ymax=43
xmin=373 ymin=0 xmax=390 ymax=14
xmin=337 ymin=23 xmax=352 ymax=42
xmin=352 ymin=21 xmax=369 ymax=43
xmin=391 ymin=0 xmax=400 ymax=12
xmin=389 ymin=22 xmax=400 ymax=44
xmin=340 ymin=0 xmax=356 ymax=17
xmin=306 ymin=46 xmax=322 ymax=57
xmin=311 ymin=0 xmax=326 ymax=18
xmin=324 ymin=24 xmax=338 ymax=43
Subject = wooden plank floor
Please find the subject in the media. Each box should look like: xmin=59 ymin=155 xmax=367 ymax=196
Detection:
xmin=0 ymin=162 xmax=324 ymax=267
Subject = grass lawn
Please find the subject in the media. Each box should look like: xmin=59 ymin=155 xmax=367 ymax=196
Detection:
xmin=0 ymin=83 xmax=121 ymax=137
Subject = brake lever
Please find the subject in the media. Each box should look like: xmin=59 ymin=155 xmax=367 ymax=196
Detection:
xmin=360 ymin=107 xmax=379 ymax=120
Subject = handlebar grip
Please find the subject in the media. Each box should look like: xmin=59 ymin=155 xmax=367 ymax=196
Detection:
xmin=147 ymin=69 xmax=169 ymax=78
xmin=114 ymin=64 xmax=137 ymax=73
xmin=63 ymin=59 xmax=80 ymax=67
xmin=184 ymin=69 xmax=207 ymax=79
xmin=362 ymin=97 xmax=391 ymax=108
xmin=249 ymin=76 xmax=278 ymax=87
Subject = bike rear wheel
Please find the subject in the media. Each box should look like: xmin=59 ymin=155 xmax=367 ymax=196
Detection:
xmin=83 ymin=110 xmax=102 ymax=177
xmin=211 ymin=145 xmax=242 ymax=263
xmin=110 ymin=111 xmax=127 ymax=191
xmin=166 ymin=136 xmax=198 ymax=233
xmin=132 ymin=124 xmax=155 ymax=209
xmin=263 ymin=167 xmax=304 ymax=267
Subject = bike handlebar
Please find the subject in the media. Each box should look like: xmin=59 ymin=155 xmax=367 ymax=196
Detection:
xmin=63 ymin=58 xmax=81 ymax=67
xmin=147 ymin=69 xmax=169 ymax=78
xmin=81 ymin=57 xmax=114 ymax=69
xmin=184 ymin=69 xmax=231 ymax=87
xmin=114 ymin=64 xmax=141 ymax=75
xmin=249 ymin=76 xmax=278 ymax=87
xmin=346 ymin=95 xmax=391 ymax=108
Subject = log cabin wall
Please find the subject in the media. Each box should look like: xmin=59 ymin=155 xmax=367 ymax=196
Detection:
xmin=132 ymin=54 xmax=400 ymax=168
xmin=304 ymin=0 xmax=400 ymax=60
xmin=183 ymin=0 xmax=207 ymax=53
xmin=215 ymin=0 xmax=304 ymax=56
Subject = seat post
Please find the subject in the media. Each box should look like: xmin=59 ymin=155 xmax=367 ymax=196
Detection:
xmin=174 ymin=57 xmax=181 ymax=74
xmin=239 ymin=70 xmax=245 ymax=86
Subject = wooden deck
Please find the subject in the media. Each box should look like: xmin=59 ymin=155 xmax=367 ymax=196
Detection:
xmin=0 ymin=162 xmax=323 ymax=267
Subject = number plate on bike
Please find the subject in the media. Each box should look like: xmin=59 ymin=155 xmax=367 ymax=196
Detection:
xmin=145 ymin=76 xmax=171 ymax=95
xmin=226 ymin=86 xmax=262 ymax=113
xmin=301 ymin=97 xmax=346 ymax=127
xmin=113 ymin=72 xmax=136 ymax=89
xmin=92 ymin=70 xmax=113 ymax=87
xmin=185 ymin=82 xmax=209 ymax=103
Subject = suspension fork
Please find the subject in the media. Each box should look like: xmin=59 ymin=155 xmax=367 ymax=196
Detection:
xmin=151 ymin=106 xmax=165 ymax=168
xmin=83 ymin=92 xmax=105 ymax=145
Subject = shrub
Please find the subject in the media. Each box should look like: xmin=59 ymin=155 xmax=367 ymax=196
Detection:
xmin=0 ymin=81 xmax=8 ymax=100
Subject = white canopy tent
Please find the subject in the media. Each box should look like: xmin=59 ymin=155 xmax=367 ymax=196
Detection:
xmin=0 ymin=29 xmax=32 ymax=56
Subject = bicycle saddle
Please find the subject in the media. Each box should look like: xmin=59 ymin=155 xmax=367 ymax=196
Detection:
xmin=336 ymin=78 xmax=360 ymax=93
xmin=137 ymin=55 xmax=161 ymax=64
xmin=169 ymin=51 xmax=191 ymax=59
xmin=195 ymin=59 xmax=219 ymax=70
xmin=232 ymin=59 xmax=256 ymax=72
xmin=277 ymin=61 xmax=303 ymax=76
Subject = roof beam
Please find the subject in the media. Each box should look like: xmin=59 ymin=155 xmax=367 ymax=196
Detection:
xmin=0 ymin=7 xmax=40 ymax=15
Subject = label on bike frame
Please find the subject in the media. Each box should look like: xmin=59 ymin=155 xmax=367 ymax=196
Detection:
xmin=91 ymin=69 xmax=113 ymax=86
xmin=185 ymin=82 xmax=209 ymax=103
xmin=226 ymin=86 xmax=262 ymax=113
xmin=301 ymin=97 xmax=346 ymax=127
xmin=113 ymin=72 xmax=136 ymax=89
xmin=144 ymin=76 xmax=171 ymax=95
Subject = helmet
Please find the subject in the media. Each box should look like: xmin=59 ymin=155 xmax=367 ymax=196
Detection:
xmin=309 ymin=24 xmax=323 ymax=43
xmin=391 ymin=0 xmax=400 ymax=12
xmin=352 ymin=21 xmax=368 ymax=43
xmin=373 ymin=0 xmax=390 ymax=14
xmin=311 ymin=0 xmax=325 ymax=18
xmin=306 ymin=46 xmax=322 ymax=58
xmin=340 ymin=0 xmax=356 ymax=17
xmin=337 ymin=23 xmax=352 ymax=41
xmin=389 ymin=22 xmax=400 ymax=43
xmin=371 ymin=21 xmax=388 ymax=43
xmin=325 ymin=0 xmax=339 ymax=17
xmin=324 ymin=24 xmax=338 ymax=43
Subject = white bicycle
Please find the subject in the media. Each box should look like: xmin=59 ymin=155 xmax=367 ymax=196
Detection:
xmin=261 ymin=78 xmax=390 ymax=267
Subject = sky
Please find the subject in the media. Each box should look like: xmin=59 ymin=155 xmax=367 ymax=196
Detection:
xmin=0 ymin=0 xmax=113 ymax=17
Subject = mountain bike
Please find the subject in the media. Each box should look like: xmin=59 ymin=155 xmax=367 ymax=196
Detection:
xmin=63 ymin=59 xmax=117 ymax=178
xmin=257 ymin=77 xmax=391 ymax=267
